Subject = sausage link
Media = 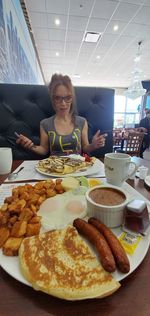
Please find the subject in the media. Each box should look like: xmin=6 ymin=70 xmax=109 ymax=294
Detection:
xmin=73 ymin=218 xmax=116 ymax=273
xmin=88 ymin=217 xmax=130 ymax=273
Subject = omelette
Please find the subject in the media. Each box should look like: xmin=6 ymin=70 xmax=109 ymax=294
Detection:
xmin=19 ymin=226 xmax=120 ymax=300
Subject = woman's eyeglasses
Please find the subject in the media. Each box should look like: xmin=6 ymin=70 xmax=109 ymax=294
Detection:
xmin=53 ymin=95 xmax=72 ymax=103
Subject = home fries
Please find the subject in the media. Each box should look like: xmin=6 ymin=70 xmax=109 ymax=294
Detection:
xmin=0 ymin=180 xmax=64 ymax=256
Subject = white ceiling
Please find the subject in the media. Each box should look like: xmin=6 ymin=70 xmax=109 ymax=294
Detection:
xmin=24 ymin=0 xmax=150 ymax=88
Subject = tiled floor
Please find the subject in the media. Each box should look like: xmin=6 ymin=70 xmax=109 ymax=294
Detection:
xmin=143 ymin=148 xmax=150 ymax=160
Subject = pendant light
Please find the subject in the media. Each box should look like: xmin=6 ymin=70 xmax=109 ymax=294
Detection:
xmin=124 ymin=41 xmax=146 ymax=100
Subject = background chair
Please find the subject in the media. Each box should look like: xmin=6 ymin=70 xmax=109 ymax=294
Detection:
xmin=116 ymin=131 xmax=144 ymax=157
xmin=113 ymin=128 xmax=123 ymax=152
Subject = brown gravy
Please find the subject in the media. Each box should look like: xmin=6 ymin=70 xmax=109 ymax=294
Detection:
xmin=89 ymin=188 xmax=126 ymax=206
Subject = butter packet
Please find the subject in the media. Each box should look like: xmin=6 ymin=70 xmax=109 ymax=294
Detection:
xmin=118 ymin=232 xmax=142 ymax=255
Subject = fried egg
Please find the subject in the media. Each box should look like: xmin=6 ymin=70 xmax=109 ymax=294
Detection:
xmin=38 ymin=191 xmax=87 ymax=231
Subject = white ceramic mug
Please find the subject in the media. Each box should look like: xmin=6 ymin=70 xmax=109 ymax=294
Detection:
xmin=0 ymin=147 xmax=13 ymax=175
xmin=104 ymin=153 xmax=137 ymax=186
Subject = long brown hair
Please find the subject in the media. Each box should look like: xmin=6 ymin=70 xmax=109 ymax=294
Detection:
xmin=48 ymin=74 xmax=77 ymax=119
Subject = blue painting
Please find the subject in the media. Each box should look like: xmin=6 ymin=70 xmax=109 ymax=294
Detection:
xmin=0 ymin=0 xmax=43 ymax=84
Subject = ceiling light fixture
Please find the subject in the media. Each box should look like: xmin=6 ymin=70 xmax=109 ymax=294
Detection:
xmin=55 ymin=18 xmax=60 ymax=26
xmin=113 ymin=24 xmax=119 ymax=31
xmin=83 ymin=32 xmax=101 ymax=43
xmin=55 ymin=52 xmax=59 ymax=56
xmin=124 ymin=41 xmax=146 ymax=100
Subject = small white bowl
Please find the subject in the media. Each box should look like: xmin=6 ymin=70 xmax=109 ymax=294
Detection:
xmin=85 ymin=184 xmax=128 ymax=228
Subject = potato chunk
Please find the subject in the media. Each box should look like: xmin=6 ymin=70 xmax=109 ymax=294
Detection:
xmin=3 ymin=237 xmax=23 ymax=256
xmin=26 ymin=223 xmax=41 ymax=237
xmin=0 ymin=227 xmax=10 ymax=247
xmin=11 ymin=220 xmax=27 ymax=237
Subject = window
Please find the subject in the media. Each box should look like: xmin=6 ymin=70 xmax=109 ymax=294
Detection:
xmin=114 ymin=94 xmax=141 ymax=128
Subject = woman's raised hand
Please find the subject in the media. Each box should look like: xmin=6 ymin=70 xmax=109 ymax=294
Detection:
xmin=92 ymin=130 xmax=107 ymax=149
xmin=16 ymin=134 xmax=35 ymax=150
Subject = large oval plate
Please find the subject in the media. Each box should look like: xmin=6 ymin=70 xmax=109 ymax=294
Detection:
xmin=0 ymin=226 xmax=149 ymax=286
xmin=0 ymin=181 xmax=150 ymax=291
xmin=35 ymin=158 xmax=105 ymax=178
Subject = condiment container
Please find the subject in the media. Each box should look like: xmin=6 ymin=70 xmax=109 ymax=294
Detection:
xmin=123 ymin=199 xmax=150 ymax=234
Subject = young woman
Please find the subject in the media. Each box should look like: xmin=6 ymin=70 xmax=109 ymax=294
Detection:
xmin=16 ymin=74 xmax=106 ymax=156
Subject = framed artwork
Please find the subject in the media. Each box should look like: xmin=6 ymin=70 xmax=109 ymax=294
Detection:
xmin=0 ymin=0 xmax=44 ymax=84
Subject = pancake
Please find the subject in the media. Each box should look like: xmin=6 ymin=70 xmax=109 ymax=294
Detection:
xmin=19 ymin=226 xmax=120 ymax=300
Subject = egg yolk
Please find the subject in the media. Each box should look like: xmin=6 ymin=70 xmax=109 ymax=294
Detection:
xmin=88 ymin=178 xmax=103 ymax=187
xmin=66 ymin=200 xmax=85 ymax=214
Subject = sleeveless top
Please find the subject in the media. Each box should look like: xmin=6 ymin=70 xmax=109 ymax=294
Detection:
xmin=40 ymin=115 xmax=85 ymax=155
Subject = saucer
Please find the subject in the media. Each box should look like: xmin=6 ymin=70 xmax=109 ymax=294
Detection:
xmin=144 ymin=175 xmax=150 ymax=188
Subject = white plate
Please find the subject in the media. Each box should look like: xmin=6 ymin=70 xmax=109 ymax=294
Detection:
xmin=145 ymin=175 xmax=150 ymax=188
xmin=0 ymin=180 xmax=150 ymax=292
xmin=0 ymin=226 xmax=149 ymax=286
xmin=35 ymin=158 xmax=104 ymax=178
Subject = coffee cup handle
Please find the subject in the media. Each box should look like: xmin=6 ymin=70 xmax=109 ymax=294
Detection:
xmin=126 ymin=162 xmax=137 ymax=180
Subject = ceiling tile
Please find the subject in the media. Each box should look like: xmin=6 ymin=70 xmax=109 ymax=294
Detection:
xmin=68 ymin=16 xmax=88 ymax=31
xmin=69 ymin=0 xmax=94 ymax=17
xmin=66 ymin=30 xmax=84 ymax=42
xmin=106 ymin=20 xmax=127 ymax=34
xmin=111 ymin=36 xmax=135 ymax=51
xmin=47 ymin=14 xmax=68 ymax=29
xmin=133 ymin=6 xmax=150 ymax=25
xmin=65 ymin=42 xmax=80 ymax=52
xmin=91 ymin=0 xmax=119 ymax=19
xmin=33 ymin=28 xmax=49 ymax=40
xmin=51 ymin=41 xmax=65 ymax=50
xmin=112 ymin=2 xmax=141 ymax=21
xmin=87 ymin=18 xmax=109 ymax=33
xmin=25 ymin=0 xmax=46 ymax=12
xmin=28 ymin=12 xmax=47 ymax=28
xmin=39 ymin=50 xmax=51 ymax=58
xmin=121 ymin=0 xmax=147 ymax=4
xmin=45 ymin=0 xmax=69 ymax=14
xmin=99 ymin=33 xmax=119 ymax=48
xmin=41 ymin=56 xmax=64 ymax=63
xmin=144 ymin=0 xmax=150 ymax=5
xmin=123 ymin=22 xmax=150 ymax=38
xmin=143 ymin=39 xmax=150 ymax=50
xmin=80 ymin=42 xmax=97 ymax=53
xmin=36 ymin=40 xmax=50 ymax=50
xmin=64 ymin=51 xmax=79 ymax=59
xmin=48 ymin=29 xmax=66 ymax=41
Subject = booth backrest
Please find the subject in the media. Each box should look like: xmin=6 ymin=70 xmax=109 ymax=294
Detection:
xmin=0 ymin=84 xmax=114 ymax=160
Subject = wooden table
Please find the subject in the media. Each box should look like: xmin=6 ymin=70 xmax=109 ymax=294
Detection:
xmin=0 ymin=159 xmax=150 ymax=316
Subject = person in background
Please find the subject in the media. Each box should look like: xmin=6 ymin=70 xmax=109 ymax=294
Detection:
xmin=137 ymin=108 xmax=150 ymax=158
xmin=16 ymin=74 xmax=106 ymax=156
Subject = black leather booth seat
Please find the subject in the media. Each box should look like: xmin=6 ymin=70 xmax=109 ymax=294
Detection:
xmin=0 ymin=84 xmax=114 ymax=160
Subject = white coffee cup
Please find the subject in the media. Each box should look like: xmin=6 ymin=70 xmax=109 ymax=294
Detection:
xmin=104 ymin=153 xmax=137 ymax=186
xmin=0 ymin=147 xmax=13 ymax=175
